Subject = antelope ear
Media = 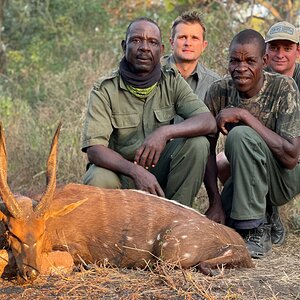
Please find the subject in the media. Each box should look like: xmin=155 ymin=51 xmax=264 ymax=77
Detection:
xmin=0 ymin=203 xmax=8 ymax=223
xmin=44 ymin=198 xmax=88 ymax=220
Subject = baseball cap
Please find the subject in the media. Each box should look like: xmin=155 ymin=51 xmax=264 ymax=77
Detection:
xmin=265 ymin=21 xmax=299 ymax=44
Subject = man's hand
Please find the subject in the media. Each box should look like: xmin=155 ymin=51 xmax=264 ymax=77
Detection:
xmin=130 ymin=164 xmax=165 ymax=197
xmin=216 ymin=107 xmax=246 ymax=135
xmin=134 ymin=127 xmax=168 ymax=169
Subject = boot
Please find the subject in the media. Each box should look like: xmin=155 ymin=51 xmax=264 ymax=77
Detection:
xmin=243 ymin=223 xmax=272 ymax=258
xmin=269 ymin=206 xmax=286 ymax=246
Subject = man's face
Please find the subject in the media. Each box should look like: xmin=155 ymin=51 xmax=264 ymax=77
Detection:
xmin=122 ymin=20 xmax=163 ymax=75
xmin=228 ymin=42 xmax=266 ymax=98
xmin=266 ymin=40 xmax=300 ymax=76
xmin=170 ymin=22 xmax=208 ymax=63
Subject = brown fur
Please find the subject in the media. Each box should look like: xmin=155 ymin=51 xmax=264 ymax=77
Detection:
xmin=45 ymin=184 xmax=254 ymax=270
xmin=0 ymin=123 xmax=253 ymax=283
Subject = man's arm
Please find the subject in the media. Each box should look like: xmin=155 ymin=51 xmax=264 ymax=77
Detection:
xmin=217 ymin=107 xmax=300 ymax=169
xmin=135 ymin=112 xmax=217 ymax=168
xmin=203 ymin=134 xmax=226 ymax=224
xmin=86 ymin=145 xmax=165 ymax=197
xmin=167 ymin=112 xmax=217 ymax=138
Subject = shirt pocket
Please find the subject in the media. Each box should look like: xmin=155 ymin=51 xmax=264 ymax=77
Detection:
xmin=154 ymin=106 xmax=176 ymax=125
xmin=111 ymin=113 xmax=140 ymax=146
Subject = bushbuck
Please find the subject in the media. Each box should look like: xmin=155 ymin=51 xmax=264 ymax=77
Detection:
xmin=0 ymin=249 xmax=73 ymax=279
xmin=0 ymin=123 xmax=253 ymax=283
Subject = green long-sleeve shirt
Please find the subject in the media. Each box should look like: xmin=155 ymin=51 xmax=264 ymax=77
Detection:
xmin=82 ymin=68 xmax=209 ymax=161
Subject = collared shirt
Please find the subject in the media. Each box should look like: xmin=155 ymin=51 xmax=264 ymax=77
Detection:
xmin=204 ymin=71 xmax=300 ymax=142
xmin=292 ymin=63 xmax=300 ymax=90
xmin=82 ymin=68 xmax=209 ymax=161
xmin=161 ymin=54 xmax=221 ymax=102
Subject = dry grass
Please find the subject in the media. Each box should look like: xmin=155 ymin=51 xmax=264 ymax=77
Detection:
xmin=1 ymin=45 xmax=299 ymax=300
xmin=0 ymin=233 xmax=299 ymax=299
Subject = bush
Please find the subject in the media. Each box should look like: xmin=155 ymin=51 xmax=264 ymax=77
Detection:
xmin=2 ymin=52 xmax=116 ymax=194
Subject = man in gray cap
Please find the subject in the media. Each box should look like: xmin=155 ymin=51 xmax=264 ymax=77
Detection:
xmin=265 ymin=21 xmax=300 ymax=88
xmin=264 ymin=21 xmax=300 ymax=247
xmin=81 ymin=17 xmax=217 ymax=208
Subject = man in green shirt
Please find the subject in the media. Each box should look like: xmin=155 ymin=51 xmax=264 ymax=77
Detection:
xmin=216 ymin=21 xmax=300 ymax=245
xmin=81 ymin=17 xmax=217 ymax=207
xmin=204 ymin=29 xmax=300 ymax=258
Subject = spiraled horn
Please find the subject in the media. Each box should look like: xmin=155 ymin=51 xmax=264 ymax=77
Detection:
xmin=35 ymin=122 xmax=62 ymax=217
xmin=0 ymin=122 xmax=21 ymax=218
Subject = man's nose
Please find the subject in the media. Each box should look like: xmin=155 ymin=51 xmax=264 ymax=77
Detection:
xmin=184 ymin=37 xmax=191 ymax=45
xmin=139 ymin=40 xmax=150 ymax=50
xmin=276 ymin=48 xmax=285 ymax=58
xmin=235 ymin=62 xmax=248 ymax=72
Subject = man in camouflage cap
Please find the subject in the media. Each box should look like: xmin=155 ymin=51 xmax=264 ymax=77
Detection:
xmin=203 ymin=29 xmax=300 ymax=258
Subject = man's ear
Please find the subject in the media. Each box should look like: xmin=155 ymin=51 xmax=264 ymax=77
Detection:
xmin=121 ymin=40 xmax=126 ymax=54
xmin=203 ymin=40 xmax=208 ymax=52
xmin=296 ymin=44 xmax=300 ymax=59
xmin=263 ymin=53 xmax=268 ymax=68
xmin=169 ymin=37 xmax=174 ymax=50
xmin=161 ymin=43 xmax=165 ymax=56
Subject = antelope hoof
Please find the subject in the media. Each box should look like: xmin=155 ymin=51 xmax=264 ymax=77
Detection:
xmin=198 ymin=264 xmax=219 ymax=276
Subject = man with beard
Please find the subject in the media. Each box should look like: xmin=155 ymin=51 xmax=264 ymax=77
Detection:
xmin=81 ymin=17 xmax=217 ymax=207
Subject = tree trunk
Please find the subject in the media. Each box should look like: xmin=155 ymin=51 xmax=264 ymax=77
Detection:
xmin=0 ymin=0 xmax=7 ymax=74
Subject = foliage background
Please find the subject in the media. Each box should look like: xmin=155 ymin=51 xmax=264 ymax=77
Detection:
xmin=0 ymin=0 xmax=299 ymax=229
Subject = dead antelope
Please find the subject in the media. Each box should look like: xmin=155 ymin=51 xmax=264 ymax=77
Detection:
xmin=0 ymin=123 xmax=253 ymax=283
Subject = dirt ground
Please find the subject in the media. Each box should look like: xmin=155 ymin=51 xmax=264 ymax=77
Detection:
xmin=0 ymin=233 xmax=299 ymax=300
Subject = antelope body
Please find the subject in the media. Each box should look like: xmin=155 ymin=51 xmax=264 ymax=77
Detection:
xmin=0 ymin=124 xmax=253 ymax=282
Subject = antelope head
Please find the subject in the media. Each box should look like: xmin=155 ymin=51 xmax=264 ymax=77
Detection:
xmin=0 ymin=123 xmax=85 ymax=283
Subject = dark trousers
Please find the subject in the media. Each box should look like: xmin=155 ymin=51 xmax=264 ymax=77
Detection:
xmin=221 ymin=126 xmax=300 ymax=221
xmin=83 ymin=136 xmax=210 ymax=207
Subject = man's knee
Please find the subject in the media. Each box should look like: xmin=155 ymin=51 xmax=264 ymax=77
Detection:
xmin=225 ymin=126 xmax=262 ymax=154
xmin=82 ymin=164 xmax=121 ymax=189
xmin=216 ymin=151 xmax=230 ymax=185
xmin=184 ymin=136 xmax=210 ymax=160
xmin=226 ymin=126 xmax=253 ymax=144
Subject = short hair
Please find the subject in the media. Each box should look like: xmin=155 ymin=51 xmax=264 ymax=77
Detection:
xmin=171 ymin=10 xmax=206 ymax=40
xmin=125 ymin=17 xmax=162 ymax=42
xmin=229 ymin=29 xmax=266 ymax=57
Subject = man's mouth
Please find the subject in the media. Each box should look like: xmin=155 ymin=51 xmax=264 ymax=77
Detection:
xmin=137 ymin=56 xmax=151 ymax=61
xmin=273 ymin=60 xmax=287 ymax=64
xmin=233 ymin=76 xmax=250 ymax=84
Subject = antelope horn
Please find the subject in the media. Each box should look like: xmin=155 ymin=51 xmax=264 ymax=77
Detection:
xmin=0 ymin=122 xmax=21 ymax=218
xmin=35 ymin=122 xmax=62 ymax=217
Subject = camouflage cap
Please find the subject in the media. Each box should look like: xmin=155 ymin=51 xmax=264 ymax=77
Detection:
xmin=265 ymin=21 xmax=299 ymax=44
